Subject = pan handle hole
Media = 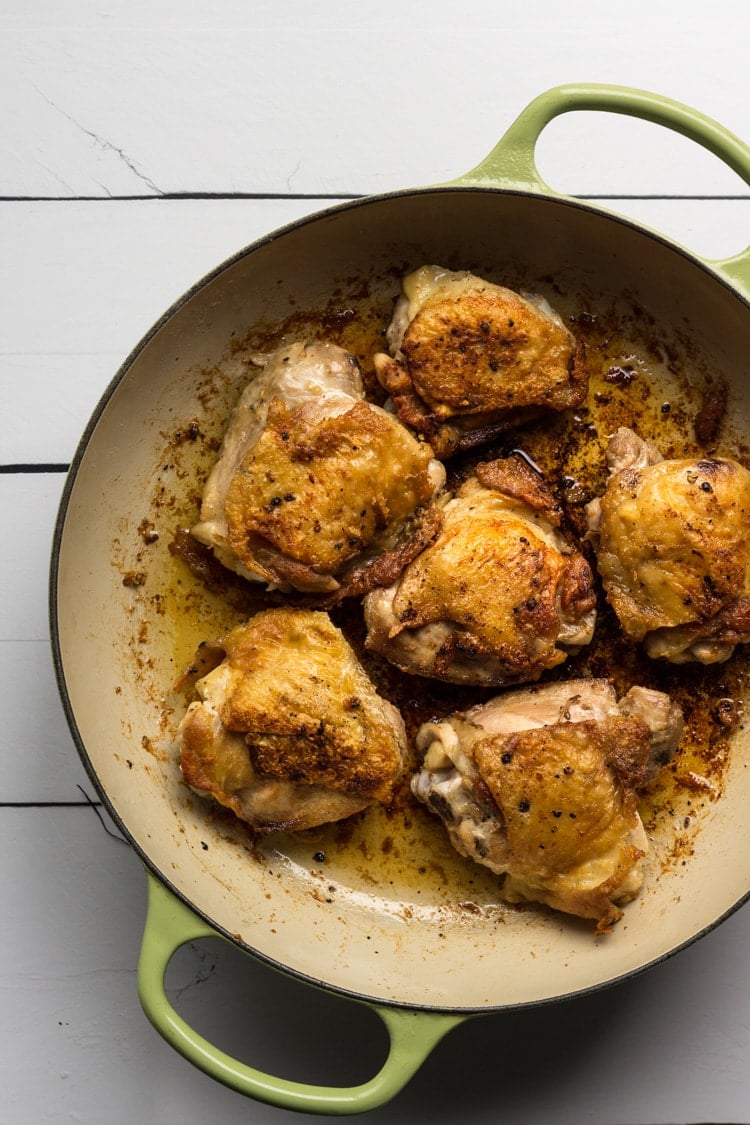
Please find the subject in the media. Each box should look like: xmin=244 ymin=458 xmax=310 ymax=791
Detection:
xmin=165 ymin=936 xmax=390 ymax=1086
xmin=535 ymin=112 xmax=749 ymax=260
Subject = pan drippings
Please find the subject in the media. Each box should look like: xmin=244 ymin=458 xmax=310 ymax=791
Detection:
xmin=126 ymin=271 xmax=750 ymax=923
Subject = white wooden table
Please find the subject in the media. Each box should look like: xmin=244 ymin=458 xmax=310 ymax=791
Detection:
xmin=3 ymin=3 xmax=750 ymax=1121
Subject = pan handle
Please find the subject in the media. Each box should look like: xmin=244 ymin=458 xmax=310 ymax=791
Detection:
xmin=453 ymin=83 xmax=750 ymax=297
xmin=137 ymin=873 xmax=464 ymax=1115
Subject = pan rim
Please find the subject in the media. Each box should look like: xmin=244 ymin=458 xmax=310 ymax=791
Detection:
xmin=48 ymin=183 xmax=750 ymax=1014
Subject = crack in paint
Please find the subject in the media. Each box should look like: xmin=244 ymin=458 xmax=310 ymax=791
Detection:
xmin=170 ymin=942 xmax=219 ymax=1002
xmin=32 ymin=85 xmax=163 ymax=196
xmin=285 ymin=159 xmax=301 ymax=192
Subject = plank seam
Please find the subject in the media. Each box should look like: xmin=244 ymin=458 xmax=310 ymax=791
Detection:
xmin=0 ymin=193 xmax=748 ymax=202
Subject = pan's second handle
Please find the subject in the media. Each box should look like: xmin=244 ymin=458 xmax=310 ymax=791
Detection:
xmin=137 ymin=873 xmax=464 ymax=1115
xmin=454 ymin=83 xmax=750 ymax=297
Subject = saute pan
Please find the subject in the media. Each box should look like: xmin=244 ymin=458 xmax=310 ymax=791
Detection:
xmin=50 ymin=84 xmax=750 ymax=1114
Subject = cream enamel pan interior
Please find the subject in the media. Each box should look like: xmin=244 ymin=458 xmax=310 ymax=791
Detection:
xmin=51 ymin=86 xmax=750 ymax=1112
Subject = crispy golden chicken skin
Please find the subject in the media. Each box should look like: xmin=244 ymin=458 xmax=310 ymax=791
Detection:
xmin=191 ymin=341 xmax=444 ymax=595
xmin=373 ymin=265 xmax=586 ymax=456
xmin=363 ymin=455 xmax=597 ymax=685
xmin=177 ymin=609 xmax=407 ymax=833
xmin=586 ymin=427 xmax=750 ymax=663
xmin=412 ymin=680 xmax=683 ymax=932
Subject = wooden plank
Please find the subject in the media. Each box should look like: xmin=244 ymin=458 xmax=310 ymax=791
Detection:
xmin=0 ymin=639 xmax=90 ymax=802
xmin=0 ymin=474 xmax=62 ymax=643
xmin=2 ymin=196 xmax=749 ymax=464
xmin=0 ymin=474 xmax=99 ymax=801
xmin=0 ymin=198 xmax=331 ymax=463
xmin=0 ymin=197 xmax=330 ymax=357
xmin=1 ymin=24 xmax=749 ymax=198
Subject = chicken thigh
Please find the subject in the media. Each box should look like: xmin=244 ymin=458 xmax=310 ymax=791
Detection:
xmin=363 ymin=454 xmax=597 ymax=685
xmin=177 ymin=608 xmax=407 ymax=833
xmin=373 ymin=265 xmax=587 ymax=456
xmin=586 ymin=427 xmax=750 ymax=663
xmin=191 ymin=341 xmax=445 ymax=595
xmin=412 ymin=679 xmax=683 ymax=931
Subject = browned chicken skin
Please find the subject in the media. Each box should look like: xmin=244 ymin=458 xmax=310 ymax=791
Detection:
xmin=363 ymin=455 xmax=597 ymax=685
xmin=177 ymin=609 xmax=407 ymax=833
xmin=373 ymin=265 xmax=587 ymax=456
xmin=586 ymin=427 xmax=750 ymax=663
xmin=191 ymin=341 xmax=445 ymax=595
xmin=412 ymin=680 xmax=683 ymax=931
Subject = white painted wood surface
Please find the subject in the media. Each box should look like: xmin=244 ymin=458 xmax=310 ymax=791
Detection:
xmin=3 ymin=3 xmax=750 ymax=1121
